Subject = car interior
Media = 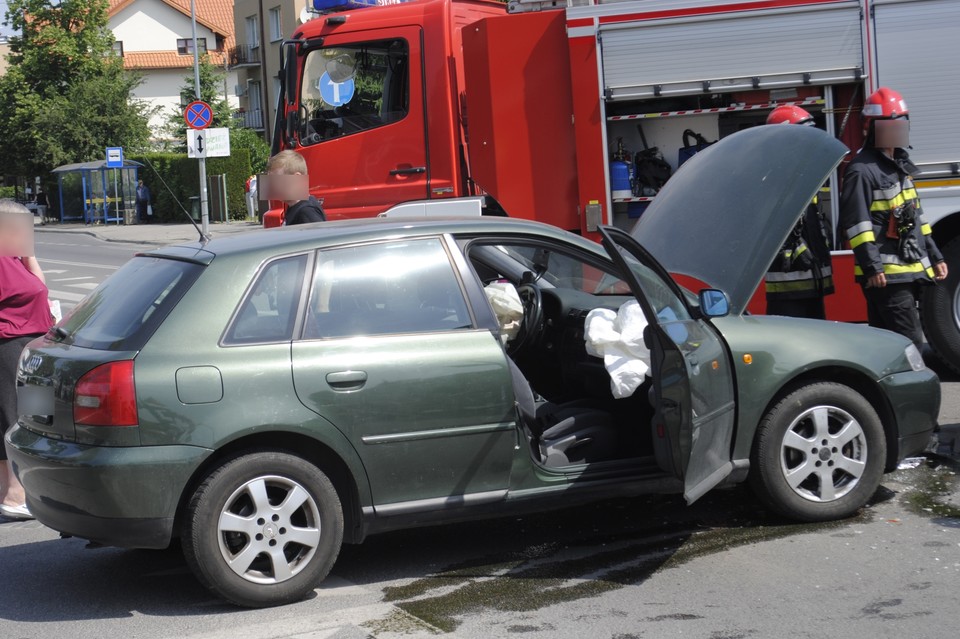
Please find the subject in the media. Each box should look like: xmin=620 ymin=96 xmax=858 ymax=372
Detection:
xmin=466 ymin=242 xmax=657 ymax=470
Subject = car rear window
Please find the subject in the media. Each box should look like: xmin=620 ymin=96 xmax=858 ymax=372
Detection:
xmin=55 ymin=256 xmax=204 ymax=351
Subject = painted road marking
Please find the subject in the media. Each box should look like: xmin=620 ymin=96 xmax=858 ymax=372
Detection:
xmin=47 ymin=290 xmax=87 ymax=302
xmin=37 ymin=258 xmax=119 ymax=270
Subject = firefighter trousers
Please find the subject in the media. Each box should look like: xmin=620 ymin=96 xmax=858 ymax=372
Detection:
xmin=766 ymin=296 xmax=826 ymax=320
xmin=862 ymin=283 xmax=924 ymax=348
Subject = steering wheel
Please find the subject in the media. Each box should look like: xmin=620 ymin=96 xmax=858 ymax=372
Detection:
xmin=508 ymin=281 xmax=544 ymax=354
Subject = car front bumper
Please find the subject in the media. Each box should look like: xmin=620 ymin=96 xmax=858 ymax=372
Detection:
xmin=4 ymin=425 xmax=213 ymax=549
xmin=879 ymin=367 xmax=941 ymax=465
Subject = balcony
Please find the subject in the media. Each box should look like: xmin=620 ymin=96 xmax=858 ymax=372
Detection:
xmin=228 ymin=44 xmax=261 ymax=68
xmin=233 ymin=109 xmax=265 ymax=130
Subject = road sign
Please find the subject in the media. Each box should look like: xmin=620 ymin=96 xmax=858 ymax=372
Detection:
xmin=105 ymin=147 xmax=124 ymax=168
xmin=317 ymin=72 xmax=355 ymax=107
xmin=187 ymin=127 xmax=230 ymax=159
xmin=184 ymin=100 xmax=214 ymax=130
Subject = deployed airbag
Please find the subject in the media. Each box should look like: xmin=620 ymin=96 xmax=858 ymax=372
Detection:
xmin=485 ymin=282 xmax=524 ymax=343
xmin=584 ymin=300 xmax=650 ymax=398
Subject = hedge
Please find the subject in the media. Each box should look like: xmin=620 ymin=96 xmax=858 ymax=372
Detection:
xmin=129 ymin=149 xmax=252 ymax=222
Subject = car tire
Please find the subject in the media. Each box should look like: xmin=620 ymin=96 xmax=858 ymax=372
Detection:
xmin=920 ymin=236 xmax=960 ymax=375
xmin=749 ymin=382 xmax=886 ymax=522
xmin=182 ymin=451 xmax=343 ymax=608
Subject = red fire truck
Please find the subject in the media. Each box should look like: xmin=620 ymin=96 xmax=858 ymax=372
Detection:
xmin=266 ymin=0 xmax=960 ymax=369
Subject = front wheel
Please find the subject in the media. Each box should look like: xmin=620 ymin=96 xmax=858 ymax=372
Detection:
xmin=182 ymin=451 xmax=344 ymax=607
xmin=749 ymin=382 xmax=886 ymax=522
xmin=921 ymin=236 xmax=960 ymax=374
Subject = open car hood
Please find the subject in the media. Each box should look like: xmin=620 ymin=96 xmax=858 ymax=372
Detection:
xmin=630 ymin=125 xmax=848 ymax=315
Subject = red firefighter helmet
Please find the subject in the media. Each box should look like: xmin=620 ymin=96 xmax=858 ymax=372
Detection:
xmin=766 ymin=104 xmax=815 ymax=126
xmin=862 ymin=87 xmax=909 ymax=122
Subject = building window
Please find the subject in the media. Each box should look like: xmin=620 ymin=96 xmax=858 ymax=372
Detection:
xmin=249 ymin=81 xmax=262 ymax=113
xmin=246 ymin=15 xmax=260 ymax=49
xmin=177 ymin=38 xmax=207 ymax=55
xmin=112 ymin=41 xmax=124 ymax=56
xmin=269 ymin=7 xmax=283 ymax=42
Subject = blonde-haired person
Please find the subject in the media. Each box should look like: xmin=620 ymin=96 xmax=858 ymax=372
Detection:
xmin=0 ymin=200 xmax=52 ymax=520
xmin=265 ymin=150 xmax=326 ymax=225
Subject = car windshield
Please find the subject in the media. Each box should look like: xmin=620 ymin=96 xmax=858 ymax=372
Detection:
xmin=494 ymin=245 xmax=633 ymax=296
xmin=54 ymin=256 xmax=204 ymax=351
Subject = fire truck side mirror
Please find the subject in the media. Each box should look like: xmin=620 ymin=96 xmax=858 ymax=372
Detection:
xmin=284 ymin=43 xmax=299 ymax=105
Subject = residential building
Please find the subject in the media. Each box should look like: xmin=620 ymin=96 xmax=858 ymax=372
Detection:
xmin=0 ymin=36 xmax=10 ymax=76
xmin=230 ymin=1 xmax=314 ymax=144
xmin=108 ymin=0 xmax=241 ymax=139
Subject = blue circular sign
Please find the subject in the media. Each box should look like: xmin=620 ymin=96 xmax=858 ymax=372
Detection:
xmin=184 ymin=101 xmax=213 ymax=130
xmin=317 ymin=72 xmax=355 ymax=107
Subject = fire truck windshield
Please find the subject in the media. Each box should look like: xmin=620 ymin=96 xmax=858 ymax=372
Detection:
xmin=298 ymin=39 xmax=409 ymax=146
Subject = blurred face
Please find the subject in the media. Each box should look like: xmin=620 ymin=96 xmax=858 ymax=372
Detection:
xmin=874 ymin=118 xmax=910 ymax=149
xmin=259 ymin=172 xmax=309 ymax=202
xmin=0 ymin=213 xmax=35 ymax=256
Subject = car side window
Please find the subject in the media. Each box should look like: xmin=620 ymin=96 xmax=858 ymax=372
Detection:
xmin=609 ymin=244 xmax=694 ymax=344
xmin=304 ymin=238 xmax=473 ymax=339
xmin=225 ymin=254 xmax=308 ymax=344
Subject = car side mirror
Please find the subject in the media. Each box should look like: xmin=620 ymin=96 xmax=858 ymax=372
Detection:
xmin=698 ymin=289 xmax=730 ymax=318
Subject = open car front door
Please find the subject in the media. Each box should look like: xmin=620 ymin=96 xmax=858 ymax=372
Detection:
xmin=600 ymin=226 xmax=737 ymax=504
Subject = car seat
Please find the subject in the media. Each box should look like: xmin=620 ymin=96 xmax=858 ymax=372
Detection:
xmin=507 ymin=358 xmax=618 ymax=467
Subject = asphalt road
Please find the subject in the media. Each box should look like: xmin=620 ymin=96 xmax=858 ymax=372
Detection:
xmin=34 ymin=231 xmax=146 ymax=314
xmin=2 ymin=231 xmax=956 ymax=638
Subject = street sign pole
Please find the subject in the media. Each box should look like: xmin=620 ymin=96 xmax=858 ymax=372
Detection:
xmin=190 ymin=0 xmax=209 ymax=236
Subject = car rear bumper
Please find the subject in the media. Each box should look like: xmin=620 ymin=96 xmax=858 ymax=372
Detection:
xmin=4 ymin=425 xmax=212 ymax=549
xmin=879 ymin=368 xmax=940 ymax=464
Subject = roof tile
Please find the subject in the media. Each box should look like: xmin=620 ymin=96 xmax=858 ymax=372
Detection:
xmin=109 ymin=0 xmax=235 ymax=70
xmin=122 ymin=49 xmax=227 ymax=70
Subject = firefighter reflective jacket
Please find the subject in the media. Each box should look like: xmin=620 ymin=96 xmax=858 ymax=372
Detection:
xmin=840 ymin=147 xmax=943 ymax=285
xmin=765 ymin=198 xmax=834 ymax=300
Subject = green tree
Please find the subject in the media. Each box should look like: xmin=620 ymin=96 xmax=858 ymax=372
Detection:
xmin=0 ymin=0 xmax=152 ymax=178
xmin=230 ymin=127 xmax=271 ymax=175
xmin=165 ymin=55 xmax=233 ymax=148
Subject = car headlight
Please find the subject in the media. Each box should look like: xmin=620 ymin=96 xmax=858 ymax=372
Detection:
xmin=904 ymin=344 xmax=926 ymax=372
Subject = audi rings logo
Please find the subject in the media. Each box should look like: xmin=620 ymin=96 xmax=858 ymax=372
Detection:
xmin=21 ymin=353 xmax=42 ymax=375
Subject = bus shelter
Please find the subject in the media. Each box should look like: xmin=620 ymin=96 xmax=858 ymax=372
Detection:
xmin=51 ymin=159 xmax=142 ymax=224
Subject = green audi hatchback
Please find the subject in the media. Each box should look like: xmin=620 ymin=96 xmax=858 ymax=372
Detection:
xmin=7 ymin=127 xmax=939 ymax=607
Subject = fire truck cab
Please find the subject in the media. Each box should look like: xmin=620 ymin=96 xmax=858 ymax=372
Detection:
xmin=269 ymin=0 xmax=960 ymax=370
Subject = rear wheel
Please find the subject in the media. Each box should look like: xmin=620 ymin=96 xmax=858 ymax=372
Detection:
xmin=182 ymin=451 xmax=343 ymax=607
xmin=750 ymin=382 xmax=886 ymax=522
xmin=920 ymin=236 xmax=960 ymax=374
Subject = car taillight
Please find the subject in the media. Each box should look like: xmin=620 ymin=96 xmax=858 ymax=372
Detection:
xmin=73 ymin=360 xmax=138 ymax=427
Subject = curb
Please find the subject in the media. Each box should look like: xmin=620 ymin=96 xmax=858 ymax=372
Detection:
xmin=34 ymin=223 xmax=261 ymax=247
xmin=35 ymin=225 xmax=158 ymax=245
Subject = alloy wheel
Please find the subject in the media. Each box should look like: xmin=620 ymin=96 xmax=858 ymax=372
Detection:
xmin=216 ymin=475 xmax=322 ymax=584
xmin=779 ymin=405 xmax=867 ymax=502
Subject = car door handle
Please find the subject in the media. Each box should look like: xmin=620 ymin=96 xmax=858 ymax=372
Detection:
xmin=389 ymin=166 xmax=426 ymax=176
xmin=660 ymin=398 xmax=681 ymax=414
xmin=325 ymin=370 xmax=367 ymax=390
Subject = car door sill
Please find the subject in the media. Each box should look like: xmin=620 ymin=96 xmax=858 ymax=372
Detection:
xmin=373 ymin=489 xmax=508 ymax=517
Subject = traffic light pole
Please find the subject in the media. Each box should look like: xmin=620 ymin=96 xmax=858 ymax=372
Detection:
xmin=190 ymin=0 xmax=210 ymax=236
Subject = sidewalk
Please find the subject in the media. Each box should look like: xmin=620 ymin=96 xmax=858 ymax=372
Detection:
xmin=34 ymin=220 xmax=264 ymax=246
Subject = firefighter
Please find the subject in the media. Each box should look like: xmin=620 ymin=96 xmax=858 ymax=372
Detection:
xmin=764 ymin=105 xmax=834 ymax=319
xmin=839 ymin=87 xmax=948 ymax=347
